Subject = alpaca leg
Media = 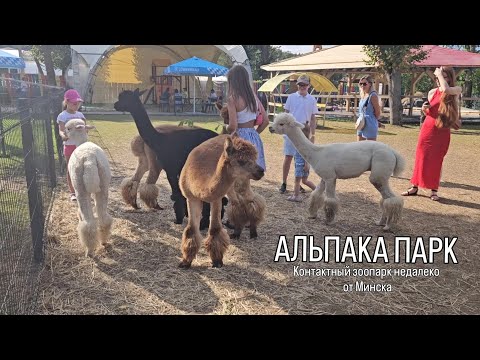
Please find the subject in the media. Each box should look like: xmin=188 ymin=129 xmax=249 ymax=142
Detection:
xmin=173 ymin=195 xmax=187 ymax=224
xmin=308 ymin=179 xmax=326 ymax=219
xmin=204 ymin=199 xmax=229 ymax=268
xmin=179 ymin=198 xmax=203 ymax=268
xmin=382 ymin=196 xmax=404 ymax=231
xmin=77 ymin=193 xmax=97 ymax=257
xmin=225 ymin=187 xmax=247 ymax=239
xmin=139 ymin=159 xmax=163 ymax=209
xmin=323 ymin=179 xmax=339 ymax=224
xmin=376 ymin=198 xmax=387 ymax=227
xmin=221 ymin=196 xmax=228 ymax=220
xmin=370 ymin=175 xmax=404 ymax=231
xmin=168 ymin=173 xmax=185 ymax=224
xmin=120 ymin=153 xmax=149 ymax=209
xmin=94 ymin=189 xmax=113 ymax=247
xmin=226 ymin=199 xmax=248 ymax=239
xmin=248 ymin=193 xmax=266 ymax=239
xmin=200 ymin=196 xmax=228 ymax=230
xmin=200 ymin=202 xmax=210 ymax=231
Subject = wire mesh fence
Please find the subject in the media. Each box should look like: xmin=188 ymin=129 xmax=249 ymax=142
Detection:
xmin=0 ymin=77 xmax=63 ymax=314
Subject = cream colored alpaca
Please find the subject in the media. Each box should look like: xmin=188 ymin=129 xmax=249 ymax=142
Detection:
xmin=179 ymin=134 xmax=264 ymax=268
xmin=269 ymin=113 xmax=405 ymax=231
xmin=65 ymin=119 xmax=113 ymax=256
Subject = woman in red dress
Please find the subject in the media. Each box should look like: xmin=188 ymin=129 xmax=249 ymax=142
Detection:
xmin=402 ymin=66 xmax=462 ymax=201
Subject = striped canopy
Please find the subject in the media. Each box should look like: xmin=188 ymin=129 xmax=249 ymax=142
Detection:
xmin=0 ymin=50 xmax=26 ymax=69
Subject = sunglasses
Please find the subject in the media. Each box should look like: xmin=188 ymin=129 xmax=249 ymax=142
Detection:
xmin=297 ymin=83 xmax=308 ymax=87
xmin=359 ymin=82 xmax=369 ymax=86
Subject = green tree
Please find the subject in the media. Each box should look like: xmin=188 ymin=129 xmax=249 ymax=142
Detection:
xmin=363 ymin=45 xmax=428 ymax=125
xmin=445 ymin=45 xmax=479 ymax=107
xmin=401 ymin=73 xmax=434 ymax=96
xmin=30 ymin=45 xmax=72 ymax=86
xmin=242 ymin=45 xmax=296 ymax=80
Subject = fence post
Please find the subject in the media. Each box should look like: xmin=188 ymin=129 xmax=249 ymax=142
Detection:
xmin=0 ymin=107 xmax=6 ymax=157
xmin=19 ymin=98 xmax=44 ymax=263
xmin=43 ymin=101 xmax=57 ymax=188
xmin=51 ymin=100 xmax=64 ymax=174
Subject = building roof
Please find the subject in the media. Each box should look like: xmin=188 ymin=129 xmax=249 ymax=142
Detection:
xmin=416 ymin=45 xmax=480 ymax=67
xmin=261 ymin=45 xmax=480 ymax=72
xmin=262 ymin=45 xmax=370 ymax=72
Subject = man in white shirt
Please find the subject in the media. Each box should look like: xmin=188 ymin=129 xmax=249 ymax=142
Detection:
xmin=279 ymin=74 xmax=319 ymax=194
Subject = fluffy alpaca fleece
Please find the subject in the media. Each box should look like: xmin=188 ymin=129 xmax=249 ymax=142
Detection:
xmin=120 ymin=129 xmax=162 ymax=210
xmin=226 ymin=178 xmax=266 ymax=239
xmin=65 ymin=119 xmax=113 ymax=256
xmin=114 ymin=89 xmax=227 ymax=229
xmin=178 ymin=134 xmax=265 ymax=268
xmin=214 ymin=101 xmax=267 ymax=238
xmin=270 ymin=113 xmax=405 ymax=231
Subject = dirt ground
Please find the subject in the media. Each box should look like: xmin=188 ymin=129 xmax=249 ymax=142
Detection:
xmin=38 ymin=117 xmax=480 ymax=314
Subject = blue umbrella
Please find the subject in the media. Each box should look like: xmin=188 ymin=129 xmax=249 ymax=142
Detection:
xmin=0 ymin=49 xmax=26 ymax=69
xmin=164 ymin=56 xmax=228 ymax=113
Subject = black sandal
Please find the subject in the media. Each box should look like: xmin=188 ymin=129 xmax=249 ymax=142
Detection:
xmin=401 ymin=186 xmax=418 ymax=196
xmin=430 ymin=190 xmax=440 ymax=201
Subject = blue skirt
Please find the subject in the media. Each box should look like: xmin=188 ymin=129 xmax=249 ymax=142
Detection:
xmin=236 ymin=127 xmax=266 ymax=171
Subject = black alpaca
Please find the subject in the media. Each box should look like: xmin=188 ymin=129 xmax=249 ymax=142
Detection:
xmin=114 ymin=88 xmax=226 ymax=229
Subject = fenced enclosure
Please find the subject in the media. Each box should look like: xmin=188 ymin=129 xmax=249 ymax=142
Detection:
xmin=0 ymin=78 xmax=63 ymax=314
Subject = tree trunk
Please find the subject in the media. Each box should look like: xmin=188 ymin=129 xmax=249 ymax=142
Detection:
xmin=463 ymin=68 xmax=473 ymax=108
xmin=34 ymin=58 xmax=44 ymax=76
xmin=386 ymin=69 xmax=403 ymax=125
xmin=41 ymin=45 xmax=57 ymax=87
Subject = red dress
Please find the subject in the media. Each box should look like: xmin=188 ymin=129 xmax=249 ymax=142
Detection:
xmin=411 ymin=88 xmax=451 ymax=189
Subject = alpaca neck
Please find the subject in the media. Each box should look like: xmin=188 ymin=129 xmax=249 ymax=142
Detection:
xmin=209 ymin=155 xmax=234 ymax=197
xmin=129 ymin=100 xmax=163 ymax=147
xmin=70 ymin=134 xmax=88 ymax=147
xmin=286 ymin=126 xmax=319 ymax=164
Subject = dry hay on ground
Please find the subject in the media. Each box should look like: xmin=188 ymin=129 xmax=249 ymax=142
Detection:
xmin=38 ymin=120 xmax=480 ymax=314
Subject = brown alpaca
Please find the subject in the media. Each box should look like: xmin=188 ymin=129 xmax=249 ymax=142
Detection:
xmin=214 ymin=101 xmax=267 ymax=239
xmin=120 ymin=128 xmax=163 ymax=210
xmin=179 ymin=134 xmax=264 ymax=268
xmin=226 ymin=178 xmax=266 ymax=239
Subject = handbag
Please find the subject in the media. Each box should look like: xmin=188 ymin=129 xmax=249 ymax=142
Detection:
xmin=255 ymin=100 xmax=263 ymax=126
xmin=355 ymin=93 xmax=372 ymax=130
xmin=255 ymin=112 xmax=263 ymax=126
xmin=355 ymin=112 xmax=365 ymax=130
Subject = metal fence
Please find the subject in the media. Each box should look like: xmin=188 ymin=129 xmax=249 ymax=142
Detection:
xmin=0 ymin=77 xmax=63 ymax=314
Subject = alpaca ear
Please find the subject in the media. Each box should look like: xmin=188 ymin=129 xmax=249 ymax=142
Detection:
xmin=85 ymin=125 xmax=95 ymax=130
xmin=215 ymin=102 xmax=223 ymax=111
xmin=224 ymin=136 xmax=235 ymax=156
xmin=231 ymin=132 xmax=239 ymax=139
xmin=295 ymin=122 xmax=304 ymax=128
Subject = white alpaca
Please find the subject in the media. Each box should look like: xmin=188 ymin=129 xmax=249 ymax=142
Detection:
xmin=269 ymin=113 xmax=405 ymax=230
xmin=65 ymin=119 xmax=113 ymax=256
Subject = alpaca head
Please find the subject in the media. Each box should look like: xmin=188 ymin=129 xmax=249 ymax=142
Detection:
xmin=268 ymin=112 xmax=304 ymax=135
xmin=114 ymin=88 xmax=147 ymax=112
xmin=223 ymin=135 xmax=264 ymax=180
xmin=64 ymin=119 xmax=95 ymax=145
